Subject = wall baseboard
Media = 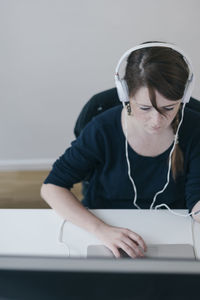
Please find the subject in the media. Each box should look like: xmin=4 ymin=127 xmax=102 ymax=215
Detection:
xmin=0 ymin=159 xmax=55 ymax=171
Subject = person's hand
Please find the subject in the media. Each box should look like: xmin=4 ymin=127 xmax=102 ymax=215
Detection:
xmin=94 ymin=223 xmax=147 ymax=258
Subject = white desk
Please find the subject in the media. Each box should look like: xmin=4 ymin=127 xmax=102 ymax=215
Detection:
xmin=0 ymin=209 xmax=66 ymax=256
xmin=0 ymin=209 xmax=200 ymax=258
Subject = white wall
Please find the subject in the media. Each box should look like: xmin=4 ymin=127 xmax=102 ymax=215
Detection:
xmin=0 ymin=0 xmax=200 ymax=170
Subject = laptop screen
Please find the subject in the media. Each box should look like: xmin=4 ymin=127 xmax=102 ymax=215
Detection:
xmin=0 ymin=255 xmax=200 ymax=299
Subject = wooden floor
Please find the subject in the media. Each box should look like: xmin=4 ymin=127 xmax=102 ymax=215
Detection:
xmin=0 ymin=171 xmax=83 ymax=208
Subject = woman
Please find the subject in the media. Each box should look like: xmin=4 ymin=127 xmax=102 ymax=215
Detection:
xmin=41 ymin=42 xmax=200 ymax=258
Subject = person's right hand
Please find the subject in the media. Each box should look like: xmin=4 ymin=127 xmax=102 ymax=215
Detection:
xmin=94 ymin=223 xmax=147 ymax=258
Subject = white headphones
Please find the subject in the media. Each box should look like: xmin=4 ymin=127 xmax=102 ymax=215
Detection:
xmin=114 ymin=42 xmax=195 ymax=104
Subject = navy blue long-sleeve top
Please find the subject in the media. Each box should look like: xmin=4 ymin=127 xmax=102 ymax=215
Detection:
xmin=44 ymin=105 xmax=200 ymax=211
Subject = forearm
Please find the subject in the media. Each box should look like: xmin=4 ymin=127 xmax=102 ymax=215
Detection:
xmin=40 ymin=183 xmax=106 ymax=235
xmin=191 ymin=200 xmax=200 ymax=223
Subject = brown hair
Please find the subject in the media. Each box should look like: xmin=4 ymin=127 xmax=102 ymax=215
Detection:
xmin=124 ymin=42 xmax=189 ymax=180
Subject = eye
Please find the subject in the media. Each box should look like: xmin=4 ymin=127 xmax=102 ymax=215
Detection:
xmin=164 ymin=107 xmax=174 ymax=111
xmin=140 ymin=107 xmax=151 ymax=111
xmin=139 ymin=106 xmax=175 ymax=111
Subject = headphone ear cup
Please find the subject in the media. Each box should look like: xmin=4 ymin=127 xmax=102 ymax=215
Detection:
xmin=115 ymin=78 xmax=129 ymax=102
xmin=181 ymin=75 xmax=194 ymax=104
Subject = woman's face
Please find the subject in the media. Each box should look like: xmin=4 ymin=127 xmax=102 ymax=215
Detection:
xmin=130 ymin=87 xmax=182 ymax=135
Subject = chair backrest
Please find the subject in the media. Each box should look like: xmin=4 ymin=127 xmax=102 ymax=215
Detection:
xmin=74 ymin=88 xmax=200 ymax=137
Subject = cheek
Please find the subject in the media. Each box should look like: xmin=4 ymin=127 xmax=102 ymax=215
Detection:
xmin=168 ymin=109 xmax=180 ymax=123
xmin=133 ymin=108 xmax=149 ymax=121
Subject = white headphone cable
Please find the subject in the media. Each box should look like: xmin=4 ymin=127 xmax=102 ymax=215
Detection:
xmin=123 ymin=102 xmax=141 ymax=209
xmin=191 ymin=218 xmax=197 ymax=259
xmin=58 ymin=219 xmax=70 ymax=256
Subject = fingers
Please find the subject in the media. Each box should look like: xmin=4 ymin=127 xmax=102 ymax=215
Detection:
xmin=121 ymin=237 xmax=145 ymax=257
xmin=126 ymin=230 xmax=147 ymax=252
xmin=110 ymin=247 xmax=121 ymax=258
xmin=109 ymin=230 xmax=147 ymax=258
xmin=110 ymin=241 xmax=143 ymax=259
xmin=118 ymin=242 xmax=138 ymax=258
xmin=99 ymin=225 xmax=147 ymax=259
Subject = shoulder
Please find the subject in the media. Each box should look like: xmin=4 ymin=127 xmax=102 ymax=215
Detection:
xmin=182 ymin=107 xmax=200 ymax=133
xmin=180 ymin=107 xmax=200 ymax=146
xmin=184 ymin=106 xmax=200 ymax=123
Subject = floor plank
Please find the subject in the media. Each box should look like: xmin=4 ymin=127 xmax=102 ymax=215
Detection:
xmin=0 ymin=171 xmax=83 ymax=208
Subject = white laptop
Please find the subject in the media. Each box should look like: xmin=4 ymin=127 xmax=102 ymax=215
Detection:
xmin=87 ymin=244 xmax=195 ymax=259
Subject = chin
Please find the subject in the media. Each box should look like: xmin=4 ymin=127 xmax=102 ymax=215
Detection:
xmin=147 ymin=127 xmax=163 ymax=134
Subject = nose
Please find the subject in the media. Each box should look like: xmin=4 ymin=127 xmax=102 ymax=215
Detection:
xmin=150 ymin=109 xmax=163 ymax=126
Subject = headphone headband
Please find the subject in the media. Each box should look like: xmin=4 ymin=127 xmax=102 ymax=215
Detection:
xmin=115 ymin=42 xmax=195 ymax=103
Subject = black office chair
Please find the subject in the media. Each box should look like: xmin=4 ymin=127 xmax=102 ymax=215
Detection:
xmin=74 ymin=88 xmax=200 ymax=198
xmin=74 ymin=88 xmax=200 ymax=138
